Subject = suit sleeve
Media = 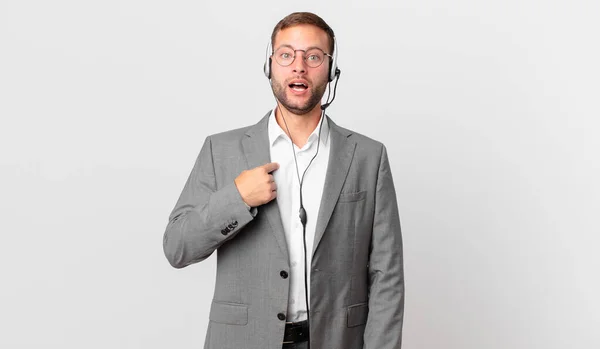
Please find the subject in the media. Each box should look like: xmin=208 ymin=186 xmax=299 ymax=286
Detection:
xmin=363 ymin=144 xmax=405 ymax=349
xmin=163 ymin=136 xmax=256 ymax=268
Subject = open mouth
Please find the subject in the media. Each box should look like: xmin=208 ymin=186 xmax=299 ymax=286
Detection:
xmin=288 ymin=82 xmax=308 ymax=91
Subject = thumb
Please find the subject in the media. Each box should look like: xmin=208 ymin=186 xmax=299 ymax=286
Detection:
xmin=262 ymin=162 xmax=280 ymax=173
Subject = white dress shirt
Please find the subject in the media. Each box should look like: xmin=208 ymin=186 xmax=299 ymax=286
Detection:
xmin=267 ymin=109 xmax=330 ymax=322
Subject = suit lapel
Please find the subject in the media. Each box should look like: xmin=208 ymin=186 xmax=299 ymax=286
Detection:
xmin=242 ymin=112 xmax=289 ymax=260
xmin=241 ymin=113 xmax=356 ymax=259
xmin=313 ymin=116 xmax=356 ymax=255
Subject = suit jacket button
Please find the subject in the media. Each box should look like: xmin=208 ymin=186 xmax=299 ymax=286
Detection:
xmin=280 ymin=270 xmax=288 ymax=279
xmin=221 ymin=229 xmax=228 ymax=235
xmin=277 ymin=313 xmax=286 ymax=321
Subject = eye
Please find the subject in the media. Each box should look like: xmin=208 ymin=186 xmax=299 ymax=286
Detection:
xmin=307 ymin=54 xmax=321 ymax=62
xmin=280 ymin=52 xmax=292 ymax=59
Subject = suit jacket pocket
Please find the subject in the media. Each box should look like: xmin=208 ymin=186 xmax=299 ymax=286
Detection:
xmin=347 ymin=302 xmax=369 ymax=327
xmin=338 ymin=190 xmax=366 ymax=203
xmin=209 ymin=301 xmax=248 ymax=325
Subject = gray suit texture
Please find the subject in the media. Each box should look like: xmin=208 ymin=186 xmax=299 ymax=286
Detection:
xmin=163 ymin=112 xmax=404 ymax=349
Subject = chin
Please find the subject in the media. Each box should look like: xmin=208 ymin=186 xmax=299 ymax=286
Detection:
xmin=284 ymin=102 xmax=319 ymax=115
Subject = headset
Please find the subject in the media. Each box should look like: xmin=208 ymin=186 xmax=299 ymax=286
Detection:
xmin=264 ymin=37 xmax=340 ymax=82
xmin=264 ymin=34 xmax=341 ymax=349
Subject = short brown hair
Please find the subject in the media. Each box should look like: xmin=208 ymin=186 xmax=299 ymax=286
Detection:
xmin=271 ymin=12 xmax=335 ymax=55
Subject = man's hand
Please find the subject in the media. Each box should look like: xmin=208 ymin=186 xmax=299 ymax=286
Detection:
xmin=234 ymin=162 xmax=279 ymax=208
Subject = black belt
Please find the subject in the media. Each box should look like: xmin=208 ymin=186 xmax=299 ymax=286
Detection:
xmin=283 ymin=320 xmax=309 ymax=344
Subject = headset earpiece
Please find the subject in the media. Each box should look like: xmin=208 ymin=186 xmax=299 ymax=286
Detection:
xmin=328 ymin=38 xmax=339 ymax=82
xmin=263 ymin=42 xmax=272 ymax=79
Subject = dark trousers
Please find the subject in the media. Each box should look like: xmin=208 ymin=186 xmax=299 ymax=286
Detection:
xmin=282 ymin=319 xmax=309 ymax=349
xmin=282 ymin=342 xmax=308 ymax=349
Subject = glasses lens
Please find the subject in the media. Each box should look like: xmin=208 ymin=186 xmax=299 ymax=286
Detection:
xmin=273 ymin=47 xmax=327 ymax=68
xmin=274 ymin=47 xmax=295 ymax=67
xmin=304 ymin=49 xmax=325 ymax=68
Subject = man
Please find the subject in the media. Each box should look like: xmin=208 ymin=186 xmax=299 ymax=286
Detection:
xmin=163 ymin=12 xmax=404 ymax=349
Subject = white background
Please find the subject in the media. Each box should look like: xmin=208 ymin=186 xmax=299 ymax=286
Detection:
xmin=1 ymin=0 xmax=598 ymax=348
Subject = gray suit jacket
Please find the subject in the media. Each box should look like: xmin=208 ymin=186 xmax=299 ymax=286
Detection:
xmin=164 ymin=112 xmax=404 ymax=349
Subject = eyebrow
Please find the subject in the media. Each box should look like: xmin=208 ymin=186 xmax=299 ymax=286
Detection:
xmin=275 ymin=44 xmax=326 ymax=52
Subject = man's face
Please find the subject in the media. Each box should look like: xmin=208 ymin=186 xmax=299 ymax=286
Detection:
xmin=270 ymin=24 xmax=331 ymax=116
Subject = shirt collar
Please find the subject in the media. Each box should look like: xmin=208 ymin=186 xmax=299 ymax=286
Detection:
xmin=267 ymin=108 xmax=330 ymax=148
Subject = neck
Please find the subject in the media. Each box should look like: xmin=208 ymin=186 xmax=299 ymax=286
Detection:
xmin=275 ymin=104 xmax=323 ymax=148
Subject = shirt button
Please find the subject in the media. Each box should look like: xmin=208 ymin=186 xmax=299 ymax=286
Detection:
xmin=277 ymin=313 xmax=286 ymax=321
xmin=280 ymin=270 xmax=288 ymax=279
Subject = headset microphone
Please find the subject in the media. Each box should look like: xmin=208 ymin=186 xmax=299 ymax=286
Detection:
xmin=321 ymin=68 xmax=341 ymax=110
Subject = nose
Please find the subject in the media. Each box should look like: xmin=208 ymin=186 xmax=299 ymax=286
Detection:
xmin=292 ymin=52 xmax=307 ymax=74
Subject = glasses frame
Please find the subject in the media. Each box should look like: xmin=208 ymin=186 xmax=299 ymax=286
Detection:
xmin=271 ymin=45 xmax=333 ymax=68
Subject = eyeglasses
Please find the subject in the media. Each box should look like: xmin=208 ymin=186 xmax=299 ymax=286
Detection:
xmin=272 ymin=46 xmax=333 ymax=68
